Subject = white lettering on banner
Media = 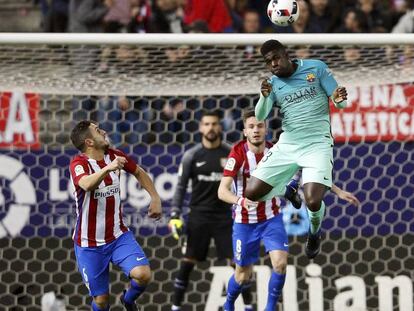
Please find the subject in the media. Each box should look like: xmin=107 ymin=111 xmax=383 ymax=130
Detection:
xmin=0 ymin=155 xmax=35 ymax=238
xmin=49 ymin=169 xmax=68 ymax=201
xmin=334 ymin=276 xmax=366 ymax=311
xmin=205 ymin=267 xmax=244 ymax=311
xmin=376 ymin=275 xmax=413 ymax=311
xmin=49 ymin=169 xmax=178 ymax=208
xmin=331 ymin=112 xmax=414 ymax=141
xmin=305 ymin=264 xmax=324 ymax=311
xmin=332 ymin=84 xmax=413 ymax=142
xmin=348 ymin=85 xmax=407 ymax=108
xmin=206 ymin=265 xmax=413 ymax=311
xmin=2 ymin=92 xmax=34 ymax=143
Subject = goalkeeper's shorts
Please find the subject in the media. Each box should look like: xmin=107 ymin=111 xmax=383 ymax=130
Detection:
xmin=184 ymin=212 xmax=233 ymax=261
xmin=251 ymin=140 xmax=333 ymax=201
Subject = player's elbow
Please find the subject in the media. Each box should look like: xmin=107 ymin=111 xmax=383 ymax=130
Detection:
xmin=78 ymin=179 xmax=93 ymax=192
xmin=217 ymin=185 xmax=225 ymax=202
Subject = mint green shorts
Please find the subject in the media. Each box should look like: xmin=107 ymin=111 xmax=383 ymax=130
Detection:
xmin=251 ymin=141 xmax=333 ymax=201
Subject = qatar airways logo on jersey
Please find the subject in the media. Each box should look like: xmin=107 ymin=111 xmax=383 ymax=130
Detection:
xmin=284 ymin=86 xmax=317 ymax=105
xmin=94 ymin=184 xmax=120 ymax=199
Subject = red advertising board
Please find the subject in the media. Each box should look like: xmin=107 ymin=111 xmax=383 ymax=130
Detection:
xmin=331 ymin=84 xmax=414 ymax=143
xmin=0 ymin=92 xmax=40 ymax=149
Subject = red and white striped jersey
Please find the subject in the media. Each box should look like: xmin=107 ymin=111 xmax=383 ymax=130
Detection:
xmin=223 ymin=140 xmax=280 ymax=224
xmin=69 ymin=148 xmax=137 ymax=247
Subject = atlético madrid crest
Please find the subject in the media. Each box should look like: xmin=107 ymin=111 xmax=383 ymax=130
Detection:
xmin=306 ymin=73 xmax=316 ymax=83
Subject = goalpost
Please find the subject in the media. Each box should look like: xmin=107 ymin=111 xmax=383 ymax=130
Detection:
xmin=0 ymin=33 xmax=413 ymax=311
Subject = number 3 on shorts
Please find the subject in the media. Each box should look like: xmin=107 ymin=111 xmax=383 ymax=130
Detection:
xmin=262 ymin=151 xmax=272 ymax=163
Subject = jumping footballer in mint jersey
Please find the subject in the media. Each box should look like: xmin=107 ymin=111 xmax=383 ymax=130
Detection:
xmin=245 ymin=39 xmax=349 ymax=259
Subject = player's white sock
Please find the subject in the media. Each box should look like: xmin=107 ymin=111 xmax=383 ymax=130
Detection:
xmin=171 ymin=305 xmax=181 ymax=311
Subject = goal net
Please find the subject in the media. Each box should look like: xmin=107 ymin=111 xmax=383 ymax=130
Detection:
xmin=0 ymin=34 xmax=413 ymax=311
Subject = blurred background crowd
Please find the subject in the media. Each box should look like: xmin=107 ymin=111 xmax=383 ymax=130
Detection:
xmin=1 ymin=0 xmax=413 ymax=148
xmin=1 ymin=0 xmax=414 ymax=34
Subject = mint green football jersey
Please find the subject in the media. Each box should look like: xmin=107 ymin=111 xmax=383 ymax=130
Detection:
xmin=268 ymin=59 xmax=338 ymax=144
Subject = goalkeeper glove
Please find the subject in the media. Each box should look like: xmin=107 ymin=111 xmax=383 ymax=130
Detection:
xmin=285 ymin=179 xmax=302 ymax=209
xmin=168 ymin=211 xmax=184 ymax=240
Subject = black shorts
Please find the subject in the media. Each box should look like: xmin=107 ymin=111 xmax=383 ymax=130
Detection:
xmin=184 ymin=212 xmax=233 ymax=261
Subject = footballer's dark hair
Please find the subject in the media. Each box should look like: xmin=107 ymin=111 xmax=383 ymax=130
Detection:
xmin=242 ymin=108 xmax=256 ymax=124
xmin=260 ymin=40 xmax=286 ymax=57
xmin=200 ymin=109 xmax=221 ymax=120
xmin=70 ymin=120 xmax=95 ymax=152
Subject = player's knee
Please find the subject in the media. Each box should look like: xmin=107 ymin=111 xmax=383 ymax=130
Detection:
xmin=130 ymin=265 xmax=151 ymax=286
xmin=235 ymin=268 xmax=252 ymax=284
xmin=272 ymin=258 xmax=287 ymax=274
xmin=94 ymin=294 xmax=109 ymax=309
xmin=305 ymin=197 xmax=322 ymax=211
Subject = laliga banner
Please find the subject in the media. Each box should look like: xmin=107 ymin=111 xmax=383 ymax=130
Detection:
xmin=331 ymin=84 xmax=414 ymax=143
xmin=0 ymin=92 xmax=40 ymax=149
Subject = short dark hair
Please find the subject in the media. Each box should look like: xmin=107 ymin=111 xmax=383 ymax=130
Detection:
xmin=70 ymin=120 xmax=94 ymax=152
xmin=201 ymin=109 xmax=221 ymax=120
xmin=260 ymin=40 xmax=286 ymax=57
xmin=242 ymin=108 xmax=256 ymax=124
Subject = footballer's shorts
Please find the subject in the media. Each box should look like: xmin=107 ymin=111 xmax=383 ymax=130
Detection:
xmin=232 ymin=214 xmax=288 ymax=267
xmin=251 ymin=140 xmax=333 ymax=201
xmin=74 ymin=231 xmax=149 ymax=297
xmin=184 ymin=211 xmax=233 ymax=261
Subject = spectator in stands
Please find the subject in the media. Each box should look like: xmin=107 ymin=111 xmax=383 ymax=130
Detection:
xmin=247 ymin=0 xmax=275 ymax=32
xmin=392 ymin=8 xmax=414 ymax=32
xmin=182 ymin=0 xmax=233 ymax=33
xmin=241 ymin=9 xmax=261 ymax=33
xmin=335 ymin=8 xmax=368 ymax=33
xmin=225 ymin=0 xmax=249 ymax=33
xmin=357 ymin=0 xmax=391 ymax=32
xmin=148 ymin=0 xmax=184 ymax=33
xmin=184 ymin=19 xmax=210 ymax=33
xmin=68 ymin=0 xmax=113 ymax=32
xmin=295 ymin=46 xmax=312 ymax=59
xmin=128 ymin=0 xmax=151 ymax=33
xmin=38 ymin=0 xmax=69 ymax=32
xmin=103 ymin=0 xmax=131 ymax=32
xmin=275 ymin=0 xmax=322 ymax=33
xmin=389 ymin=0 xmax=412 ymax=28
xmin=343 ymin=46 xmax=363 ymax=67
xmin=308 ymin=0 xmax=339 ymax=33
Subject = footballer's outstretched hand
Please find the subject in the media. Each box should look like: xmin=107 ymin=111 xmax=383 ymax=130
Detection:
xmin=332 ymin=86 xmax=347 ymax=103
xmin=260 ymin=78 xmax=272 ymax=97
xmin=336 ymin=189 xmax=360 ymax=206
xmin=148 ymin=198 xmax=162 ymax=220
xmin=168 ymin=212 xmax=183 ymax=240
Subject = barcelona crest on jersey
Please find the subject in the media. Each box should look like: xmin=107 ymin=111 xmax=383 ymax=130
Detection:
xmin=306 ymin=73 xmax=316 ymax=83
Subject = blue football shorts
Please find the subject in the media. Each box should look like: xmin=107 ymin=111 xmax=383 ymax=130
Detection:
xmin=74 ymin=231 xmax=149 ymax=296
xmin=232 ymin=214 xmax=288 ymax=267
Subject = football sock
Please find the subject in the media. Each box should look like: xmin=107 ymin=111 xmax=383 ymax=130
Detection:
xmin=92 ymin=301 xmax=109 ymax=311
xmin=124 ymin=279 xmax=146 ymax=305
xmin=225 ymin=275 xmax=243 ymax=305
xmin=172 ymin=261 xmax=195 ymax=306
xmin=265 ymin=272 xmax=286 ymax=311
xmin=241 ymin=280 xmax=253 ymax=306
xmin=307 ymin=201 xmax=326 ymax=234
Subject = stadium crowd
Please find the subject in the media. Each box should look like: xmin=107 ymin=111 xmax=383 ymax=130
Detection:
xmin=32 ymin=0 xmax=414 ymax=34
